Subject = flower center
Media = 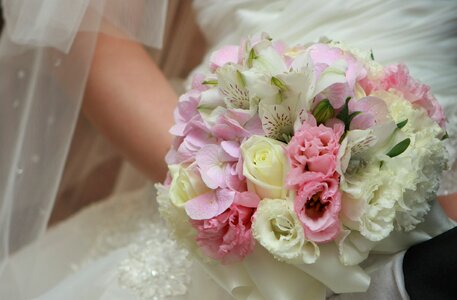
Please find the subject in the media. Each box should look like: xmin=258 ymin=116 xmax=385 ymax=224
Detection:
xmin=271 ymin=216 xmax=293 ymax=240
xmin=254 ymin=150 xmax=269 ymax=165
xmin=305 ymin=193 xmax=328 ymax=220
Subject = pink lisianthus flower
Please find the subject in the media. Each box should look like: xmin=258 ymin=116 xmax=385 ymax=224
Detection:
xmin=286 ymin=120 xmax=344 ymax=187
xmin=380 ymin=64 xmax=446 ymax=128
xmin=294 ymin=176 xmax=341 ymax=243
xmin=191 ymin=204 xmax=256 ymax=263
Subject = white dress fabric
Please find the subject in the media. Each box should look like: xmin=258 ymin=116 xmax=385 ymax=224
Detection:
xmin=0 ymin=1 xmax=167 ymax=299
xmin=2 ymin=0 xmax=457 ymax=299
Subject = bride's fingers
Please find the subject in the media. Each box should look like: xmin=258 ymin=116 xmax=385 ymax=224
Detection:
xmin=438 ymin=192 xmax=457 ymax=221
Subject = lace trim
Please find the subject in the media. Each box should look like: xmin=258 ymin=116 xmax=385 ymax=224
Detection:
xmin=79 ymin=187 xmax=192 ymax=299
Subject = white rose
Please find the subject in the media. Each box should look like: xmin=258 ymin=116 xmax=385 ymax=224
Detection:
xmin=240 ymin=136 xmax=288 ymax=199
xmin=168 ymin=164 xmax=210 ymax=208
xmin=252 ymin=198 xmax=319 ymax=264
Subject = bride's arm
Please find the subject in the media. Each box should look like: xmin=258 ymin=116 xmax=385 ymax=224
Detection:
xmin=82 ymin=28 xmax=177 ymax=182
xmin=80 ymin=24 xmax=457 ymax=219
xmin=438 ymin=194 xmax=457 ymax=221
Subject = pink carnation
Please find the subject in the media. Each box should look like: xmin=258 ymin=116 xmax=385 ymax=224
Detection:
xmin=380 ymin=64 xmax=446 ymax=128
xmin=191 ymin=204 xmax=255 ymax=263
xmin=294 ymin=176 xmax=341 ymax=243
xmin=286 ymin=120 xmax=344 ymax=188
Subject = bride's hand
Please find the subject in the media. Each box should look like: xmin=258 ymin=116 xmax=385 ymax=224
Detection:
xmin=82 ymin=22 xmax=177 ymax=182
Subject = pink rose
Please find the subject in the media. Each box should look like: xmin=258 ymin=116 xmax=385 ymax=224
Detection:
xmin=294 ymin=176 xmax=341 ymax=243
xmin=191 ymin=204 xmax=255 ymax=263
xmin=286 ymin=120 xmax=344 ymax=188
xmin=380 ymin=64 xmax=446 ymax=128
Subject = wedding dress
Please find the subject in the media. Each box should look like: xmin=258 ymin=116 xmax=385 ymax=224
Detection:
xmin=1 ymin=0 xmax=456 ymax=299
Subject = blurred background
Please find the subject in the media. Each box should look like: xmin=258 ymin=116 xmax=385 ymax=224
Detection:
xmin=49 ymin=0 xmax=207 ymax=225
xmin=0 ymin=1 xmax=205 ymax=226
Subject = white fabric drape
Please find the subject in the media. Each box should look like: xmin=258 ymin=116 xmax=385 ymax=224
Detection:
xmin=0 ymin=1 xmax=167 ymax=299
xmin=193 ymin=0 xmax=457 ymax=196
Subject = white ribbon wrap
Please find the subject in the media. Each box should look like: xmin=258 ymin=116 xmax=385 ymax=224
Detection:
xmin=194 ymin=201 xmax=454 ymax=300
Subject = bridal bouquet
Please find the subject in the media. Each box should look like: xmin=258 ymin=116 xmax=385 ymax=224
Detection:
xmin=157 ymin=33 xmax=448 ymax=298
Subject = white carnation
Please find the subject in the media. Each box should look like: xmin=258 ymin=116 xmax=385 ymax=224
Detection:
xmin=340 ymin=91 xmax=447 ymax=241
xmin=377 ymin=91 xmax=447 ymax=230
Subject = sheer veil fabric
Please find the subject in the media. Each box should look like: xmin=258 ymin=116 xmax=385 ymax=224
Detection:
xmin=0 ymin=1 xmax=167 ymax=299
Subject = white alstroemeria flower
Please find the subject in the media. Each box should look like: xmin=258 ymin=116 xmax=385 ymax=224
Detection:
xmin=258 ymin=52 xmax=348 ymax=141
xmin=217 ymin=64 xmax=250 ymax=110
xmin=258 ymin=100 xmax=295 ymax=142
xmin=252 ymin=198 xmax=320 ymax=264
xmin=198 ymin=88 xmax=225 ymax=111
xmin=242 ymin=68 xmax=280 ymax=106
xmin=251 ymin=46 xmax=288 ymax=74
xmin=340 ymin=91 xmax=447 ymax=241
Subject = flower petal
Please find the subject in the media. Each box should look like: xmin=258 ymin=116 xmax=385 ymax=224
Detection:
xmin=234 ymin=191 xmax=260 ymax=208
xmin=185 ymin=189 xmax=235 ymax=220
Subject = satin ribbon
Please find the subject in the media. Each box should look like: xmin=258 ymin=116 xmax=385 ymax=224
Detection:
xmin=194 ymin=201 xmax=455 ymax=300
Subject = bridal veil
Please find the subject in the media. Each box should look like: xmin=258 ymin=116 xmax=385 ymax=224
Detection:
xmin=0 ymin=1 xmax=167 ymax=298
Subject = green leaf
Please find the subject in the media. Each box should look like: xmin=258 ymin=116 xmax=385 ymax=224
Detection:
xmin=441 ymin=132 xmax=449 ymax=140
xmin=313 ymin=99 xmax=335 ymax=124
xmin=271 ymin=76 xmax=287 ymax=91
xmin=202 ymin=80 xmax=218 ymax=85
xmin=396 ymin=119 xmax=408 ymax=129
xmin=386 ymin=138 xmax=411 ymax=158
xmin=247 ymin=48 xmax=257 ymax=68
xmin=236 ymin=70 xmax=246 ymax=87
xmin=348 ymin=111 xmax=362 ymax=126
xmin=336 ymin=97 xmax=351 ymax=123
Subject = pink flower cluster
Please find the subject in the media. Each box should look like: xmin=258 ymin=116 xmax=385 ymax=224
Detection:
xmin=164 ymin=34 xmax=447 ymax=264
xmin=167 ymin=47 xmax=264 ymax=262
xmin=361 ymin=63 xmax=446 ymax=128
xmin=286 ymin=118 xmax=344 ymax=242
xmin=380 ymin=64 xmax=446 ymax=128
xmin=191 ymin=203 xmax=256 ymax=264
